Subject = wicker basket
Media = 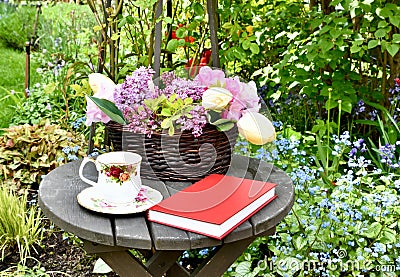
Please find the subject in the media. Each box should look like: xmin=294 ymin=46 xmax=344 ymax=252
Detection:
xmin=105 ymin=122 xmax=238 ymax=181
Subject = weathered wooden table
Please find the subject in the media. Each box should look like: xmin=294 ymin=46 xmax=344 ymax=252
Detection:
xmin=38 ymin=155 xmax=294 ymax=277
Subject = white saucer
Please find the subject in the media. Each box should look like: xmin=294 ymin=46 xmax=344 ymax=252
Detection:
xmin=77 ymin=186 xmax=163 ymax=214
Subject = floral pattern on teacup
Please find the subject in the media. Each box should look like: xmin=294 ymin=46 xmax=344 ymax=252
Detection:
xmin=90 ymin=187 xmax=149 ymax=209
xmin=99 ymin=163 xmax=138 ymax=185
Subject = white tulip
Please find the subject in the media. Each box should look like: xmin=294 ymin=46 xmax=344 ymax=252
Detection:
xmin=202 ymin=87 xmax=233 ymax=111
xmin=237 ymin=112 xmax=276 ymax=145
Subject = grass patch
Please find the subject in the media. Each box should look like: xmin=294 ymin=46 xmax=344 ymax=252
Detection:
xmin=0 ymin=41 xmax=26 ymax=92
xmin=0 ymin=41 xmax=40 ymax=129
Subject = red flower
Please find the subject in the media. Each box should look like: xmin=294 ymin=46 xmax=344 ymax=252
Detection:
xmin=184 ymin=49 xmax=212 ymax=77
xmin=185 ymin=36 xmax=195 ymax=44
xmin=395 ymin=78 xmax=400 ymax=86
xmin=109 ymin=166 xmax=123 ymax=178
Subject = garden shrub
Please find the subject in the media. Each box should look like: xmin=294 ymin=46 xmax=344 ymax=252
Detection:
xmin=227 ymin=126 xmax=400 ymax=276
xmin=0 ymin=187 xmax=43 ymax=263
xmin=0 ymin=4 xmax=36 ymax=50
xmin=10 ymin=79 xmax=87 ymax=132
xmin=0 ymin=123 xmax=86 ymax=189
xmin=37 ymin=3 xmax=96 ymax=61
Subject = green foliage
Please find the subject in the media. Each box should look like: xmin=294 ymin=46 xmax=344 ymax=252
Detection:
xmin=145 ymin=93 xmax=198 ymax=135
xmin=252 ymin=0 xmax=400 ymax=135
xmin=0 ymin=5 xmax=36 ymax=50
xmin=38 ymin=3 xmax=96 ymax=60
xmin=10 ymin=78 xmax=87 ymax=131
xmin=0 ymin=123 xmax=86 ymax=189
xmin=0 ymin=187 xmax=43 ymax=263
xmin=1 ymin=262 xmax=50 ymax=277
xmin=0 ymin=87 xmax=24 ymax=131
xmin=9 ymin=86 xmax=57 ymax=126
xmin=226 ymin=129 xmax=400 ymax=276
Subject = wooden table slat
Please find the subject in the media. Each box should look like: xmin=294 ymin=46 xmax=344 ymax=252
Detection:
xmin=250 ymin=166 xmax=295 ymax=235
xmin=39 ymin=155 xmax=295 ymax=276
xmin=113 ymin=179 xmax=168 ymax=249
xmin=38 ymin=161 xmax=114 ymax=246
xmin=148 ymin=179 xmax=191 ymax=250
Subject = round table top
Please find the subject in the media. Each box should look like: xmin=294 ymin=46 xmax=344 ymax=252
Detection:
xmin=38 ymin=155 xmax=294 ymax=250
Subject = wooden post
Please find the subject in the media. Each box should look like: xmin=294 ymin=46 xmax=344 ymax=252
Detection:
xmin=154 ymin=0 xmax=163 ymax=79
xmin=25 ymin=42 xmax=30 ymax=97
xmin=207 ymin=0 xmax=220 ymax=68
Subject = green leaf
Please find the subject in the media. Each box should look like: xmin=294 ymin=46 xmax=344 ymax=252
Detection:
xmin=111 ymin=33 xmax=120 ymax=41
xmin=341 ymin=101 xmax=352 ymax=113
xmin=168 ymin=125 xmax=174 ymax=136
xmin=93 ymin=25 xmax=102 ymax=32
xmin=375 ymin=28 xmax=388 ymax=38
xmin=378 ymin=20 xmax=388 ymax=28
xmin=293 ymin=236 xmax=307 ymax=251
xmin=350 ymin=44 xmax=361 ymax=54
xmin=193 ymin=2 xmax=204 ymax=16
xmin=368 ymin=39 xmax=379 ymax=49
xmin=393 ymin=34 xmax=400 ymax=43
xmin=222 ymin=22 xmax=233 ymax=29
xmin=163 ymin=16 xmax=173 ymax=24
xmin=249 ymin=43 xmax=260 ymax=54
xmin=381 ymin=228 xmax=396 ymax=244
xmin=161 ymin=118 xmax=171 ymax=129
xmin=166 ymin=39 xmax=179 ymax=52
xmin=363 ymin=222 xmax=382 ymax=238
xmin=320 ymin=40 xmax=334 ymax=52
xmin=176 ymin=27 xmax=187 ymax=39
xmin=329 ymin=28 xmax=341 ymax=39
xmin=242 ymin=40 xmax=251 ymax=50
xmin=389 ymin=15 xmax=400 ymax=28
xmin=235 ymin=261 xmax=252 ymax=276
xmin=184 ymin=97 xmax=193 ymax=105
xmin=386 ymin=43 xmax=400 ymax=57
xmin=216 ymin=122 xmax=235 ymax=132
xmin=354 ymin=119 xmax=379 ymax=127
xmin=376 ymin=7 xmax=392 ymax=18
xmin=160 ymin=108 xmax=171 ymax=116
xmin=325 ymin=99 xmax=338 ymax=110
xmin=87 ymin=96 xmax=126 ymax=124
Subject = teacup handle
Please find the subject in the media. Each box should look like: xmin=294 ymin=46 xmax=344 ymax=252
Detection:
xmin=79 ymin=157 xmax=98 ymax=187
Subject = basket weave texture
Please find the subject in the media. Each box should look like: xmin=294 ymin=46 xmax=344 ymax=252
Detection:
xmin=105 ymin=122 xmax=238 ymax=182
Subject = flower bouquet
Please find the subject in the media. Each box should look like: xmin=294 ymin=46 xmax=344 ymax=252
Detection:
xmin=85 ymin=66 xmax=275 ymax=181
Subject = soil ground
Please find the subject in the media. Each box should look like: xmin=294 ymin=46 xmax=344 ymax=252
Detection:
xmin=0 ymin=218 xmax=118 ymax=276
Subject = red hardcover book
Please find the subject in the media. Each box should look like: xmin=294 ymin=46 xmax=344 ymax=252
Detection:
xmin=147 ymin=174 xmax=277 ymax=240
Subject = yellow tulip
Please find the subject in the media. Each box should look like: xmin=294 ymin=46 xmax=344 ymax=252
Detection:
xmin=237 ymin=112 xmax=276 ymax=145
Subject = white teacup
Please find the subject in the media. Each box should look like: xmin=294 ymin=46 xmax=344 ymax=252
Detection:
xmin=79 ymin=151 xmax=142 ymax=204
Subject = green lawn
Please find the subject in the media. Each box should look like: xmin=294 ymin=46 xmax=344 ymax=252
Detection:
xmin=0 ymin=41 xmax=39 ymax=128
xmin=0 ymin=41 xmax=27 ymax=92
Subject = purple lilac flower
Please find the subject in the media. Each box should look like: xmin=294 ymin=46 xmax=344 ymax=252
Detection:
xmin=114 ymin=66 xmax=157 ymax=112
xmin=175 ymin=106 xmax=207 ymax=137
xmin=124 ymin=105 xmax=159 ymax=137
xmin=159 ymin=75 xmax=206 ymax=101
